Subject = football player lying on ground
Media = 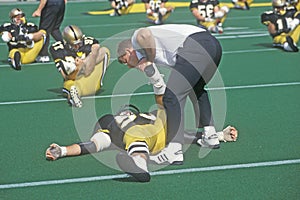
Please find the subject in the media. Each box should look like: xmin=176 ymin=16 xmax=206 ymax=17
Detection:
xmin=45 ymin=100 xmax=238 ymax=182
xmin=0 ymin=8 xmax=46 ymax=70
xmin=50 ymin=25 xmax=110 ymax=108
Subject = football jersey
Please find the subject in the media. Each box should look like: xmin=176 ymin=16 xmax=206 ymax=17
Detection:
xmin=131 ymin=24 xmax=206 ymax=66
xmin=189 ymin=0 xmax=220 ymax=19
xmin=0 ymin=22 xmax=39 ymax=50
xmin=50 ymin=36 xmax=99 ymax=63
xmin=105 ymin=109 xmax=166 ymax=153
xmin=142 ymin=0 xmax=169 ymax=12
xmin=261 ymin=7 xmax=300 ymax=37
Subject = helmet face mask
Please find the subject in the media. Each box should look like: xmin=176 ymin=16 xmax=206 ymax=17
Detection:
xmin=62 ymin=25 xmax=84 ymax=50
xmin=9 ymin=8 xmax=25 ymax=24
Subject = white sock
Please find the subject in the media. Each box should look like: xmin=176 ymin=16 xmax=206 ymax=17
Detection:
xmin=132 ymin=155 xmax=148 ymax=172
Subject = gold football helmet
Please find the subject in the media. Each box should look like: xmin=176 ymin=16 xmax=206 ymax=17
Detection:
xmin=272 ymin=0 xmax=287 ymax=14
xmin=9 ymin=8 xmax=25 ymax=23
xmin=62 ymin=25 xmax=83 ymax=46
xmin=272 ymin=0 xmax=286 ymax=7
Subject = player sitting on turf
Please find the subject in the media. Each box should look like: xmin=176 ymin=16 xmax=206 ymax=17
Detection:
xmin=50 ymin=25 xmax=110 ymax=108
xmin=0 ymin=8 xmax=46 ymax=70
xmin=143 ymin=0 xmax=174 ymax=25
xmin=231 ymin=0 xmax=253 ymax=10
xmin=261 ymin=0 xmax=300 ymax=52
xmin=109 ymin=0 xmax=135 ymax=16
xmin=45 ymin=101 xmax=238 ymax=182
xmin=189 ymin=0 xmax=229 ymax=33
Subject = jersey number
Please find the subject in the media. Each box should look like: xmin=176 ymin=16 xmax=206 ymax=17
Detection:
xmin=198 ymin=4 xmax=214 ymax=18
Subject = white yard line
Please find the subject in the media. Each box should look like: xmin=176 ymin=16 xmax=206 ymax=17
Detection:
xmin=1 ymin=82 xmax=300 ymax=106
xmin=1 ymin=159 xmax=299 ymax=189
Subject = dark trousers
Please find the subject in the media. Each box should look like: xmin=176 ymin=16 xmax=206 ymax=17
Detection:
xmin=39 ymin=0 xmax=65 ymax=56
xmin=163 ymin=31 xmax=222 ymax=144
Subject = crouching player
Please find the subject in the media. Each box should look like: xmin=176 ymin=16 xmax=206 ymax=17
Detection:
xmin=0 ymin=8 xmax=46 ymax=70
xmin=45 ymin=102 xmax=238 ymax=182
xmin=50 ymin=25 xmax=110 ymax=107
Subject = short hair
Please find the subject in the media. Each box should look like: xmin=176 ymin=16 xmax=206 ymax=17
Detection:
xmin=117 ymin=39 xmax=132 ymax=58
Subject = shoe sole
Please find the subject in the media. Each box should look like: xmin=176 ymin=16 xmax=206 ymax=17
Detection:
xmin=197 ymin=139 xmax=220 ymax=149
xmin=116 ymin=153 xmax=150 ymax=182
xmin=70 ymin=86 xmax=82 ymax=108
xmin=14 ymin=52 xmax=21 ymax=70
xmin=286 ymin=36 xmax=299 ymax=52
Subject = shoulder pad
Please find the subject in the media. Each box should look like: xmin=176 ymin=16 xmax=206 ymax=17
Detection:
xmin=26 ymin=22 xmax=35 ymax=26
xmin=3 ymin=23 xmax=12 ymax=27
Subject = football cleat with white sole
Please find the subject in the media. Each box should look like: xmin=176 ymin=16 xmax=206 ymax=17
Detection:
xmin=149 ymin=143 xmax=183 ymax=165
xmin=69 ymin=86 xmax=82 ymax=108
xmin=284 ymin=36 xmax=299 ymax=52
xmin=116 ymin=152 xmax=150 ymax=182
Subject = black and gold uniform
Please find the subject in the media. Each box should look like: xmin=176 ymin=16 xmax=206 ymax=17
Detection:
xmin=261 ymin=0 xmax=300 ymax=51
xmin=142 ymin=0 xmax=173 ymax=24
xmin=0 ymin=8 xmax=46 ymax=70
xmin=93 ymin=106 xmax=166 ymax=155
xmin=50 ymin=35 xmax=110 ymax=97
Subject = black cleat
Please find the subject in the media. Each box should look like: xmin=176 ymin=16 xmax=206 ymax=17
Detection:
xmin=286 ymin=36 xmax=299 ymax=52
xmin=12 ymin=51 xmax=21 ymax=70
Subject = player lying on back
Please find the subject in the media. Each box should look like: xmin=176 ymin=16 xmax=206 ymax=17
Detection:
xmin=50 ymin=25 xmax=110 ymax=107
xmin=261 ymin=0 xmax=300 ymax=52
xmin=0 ymin=8 xmax=46 ymax=70
xmin=45 ymin=101 xmax=238 ymax=182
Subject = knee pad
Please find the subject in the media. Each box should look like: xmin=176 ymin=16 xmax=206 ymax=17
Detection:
xmin=90 ymin=132 xmax=112 ymax=152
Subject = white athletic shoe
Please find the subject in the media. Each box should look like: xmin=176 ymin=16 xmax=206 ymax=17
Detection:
xmin=197 ymin=126 xmax=220 ymax=149
xmin=149 ymin=143 xmax=183 ymax=165
xmin=69 ymin=86 xmax=82 ymax=108
xmin=36 ymin=56 xmax=50 ymax=63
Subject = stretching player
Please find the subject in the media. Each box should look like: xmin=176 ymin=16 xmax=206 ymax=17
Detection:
xmin=50 ymin=25 xmax=110 ymax=107
xmin=142 ymin=0 xmax=174 ymax=25
xmin=109 ymin=0 xmax=135 ymax=16
xmin=190 ymin=0 xmax=229 ymax=33
xmin=45 ymin=102 xmax=238 ymax=182
xmin=261 ymin=0 xmax=300 ymax=52
xmin=0 ymin=8 xmax=46 ymax=70
xmin=231 ymin=0 xmax=253 ymax=10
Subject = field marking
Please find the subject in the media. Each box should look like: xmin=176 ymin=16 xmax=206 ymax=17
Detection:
xmin=0 ymin=159 xmax=299 ymax=189
xmin=0 ymin=82 xmax=300 ymax=106
xmin=0 ymin=46 xmax=284 ymax=68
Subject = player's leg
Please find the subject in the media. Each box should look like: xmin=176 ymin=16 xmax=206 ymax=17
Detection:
xmin=116 ymin=140 xmax=150 ymax=182
xmin=21 ymin=39 xmax=44 ymax=64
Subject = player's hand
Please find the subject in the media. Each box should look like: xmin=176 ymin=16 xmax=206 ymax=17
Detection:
xmin=45 ymin=143 xmax=62 ymax=161
xmin=222 ymin=126 xmax=238 ymax=142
